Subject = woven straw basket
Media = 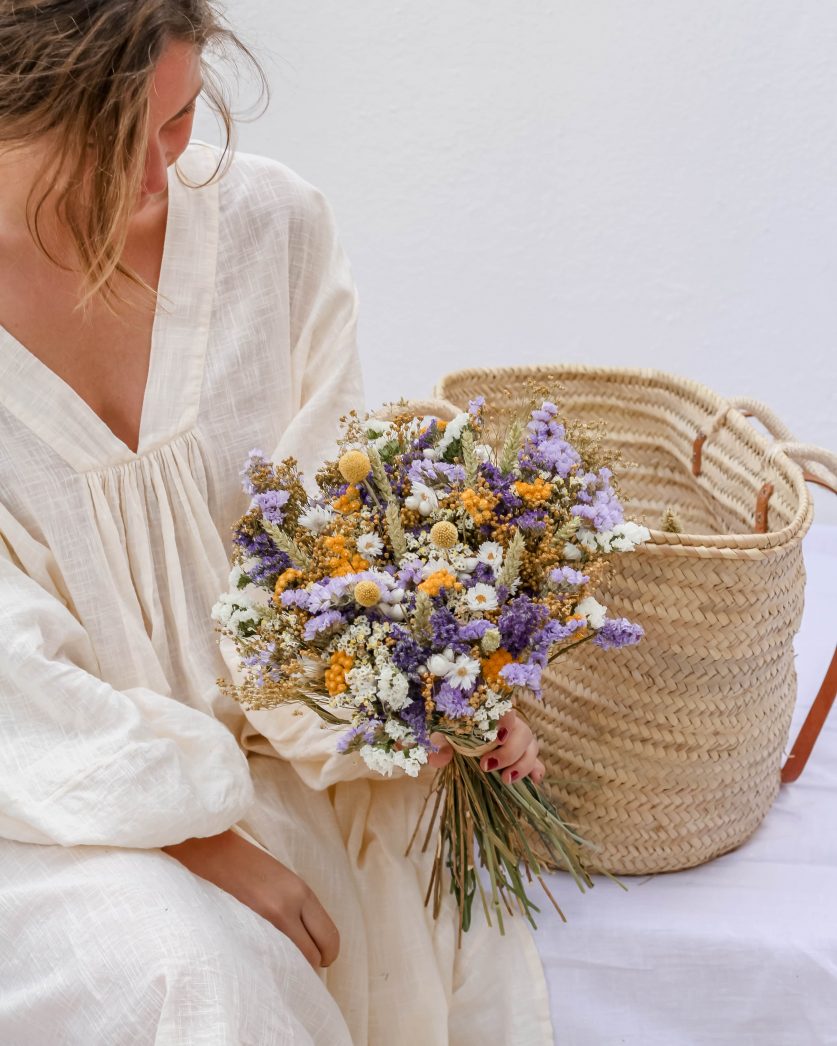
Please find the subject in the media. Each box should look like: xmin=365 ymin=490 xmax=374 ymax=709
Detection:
xmin=428 ymin=365 xmax=837 ymax=875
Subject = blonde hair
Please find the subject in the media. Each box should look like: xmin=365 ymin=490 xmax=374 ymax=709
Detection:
xmin=0 ymin=0 xmax=268 ymax=312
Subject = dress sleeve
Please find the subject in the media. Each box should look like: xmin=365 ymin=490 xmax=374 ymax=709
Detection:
xmin=0 ymin=511 xmax=255 ymax=849
xmin=237 ymin=175 xmax=397 ymax=788
xmin=271 ymin=175 xmax=366 ymax=479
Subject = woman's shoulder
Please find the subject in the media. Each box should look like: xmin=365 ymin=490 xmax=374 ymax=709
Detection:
xmin=179 ymin=138 xmax=334 ymax=237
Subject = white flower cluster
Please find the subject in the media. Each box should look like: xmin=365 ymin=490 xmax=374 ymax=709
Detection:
xmin=340 ymin=621 xmax=412 ymax=712
xmin=210 ymin=563 xmax=271 ymax=636
xmin=472 ymin=687 xmax=513 ymax=737
xmin=365 ymin=418 xmax=397 ymax=454
xmin=575 ymin=521 xmax=651 ymax=555
xmin=359 ymin=742 xmax=429 ymax=778
xmin=431 ymin=410 xmax=470 ymax=460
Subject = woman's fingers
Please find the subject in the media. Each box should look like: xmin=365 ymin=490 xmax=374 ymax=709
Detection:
xmin=427 ymin=731 xmax=454 ymax=768
xmin=530 ymin=758 xmax=546 ymax=786
xmin=480 ymin=716 xmax=532 ymax=773
xmin=284 ymin=915 xmax=323 ymax=969
xmin=301 ymin=894 xmax=341 ymax=968
xmin=501 ymin=739 xmax=540 ymax=784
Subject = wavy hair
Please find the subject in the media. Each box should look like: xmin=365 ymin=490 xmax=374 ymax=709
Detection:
xmin=0 ymin=1 xmax=268 ymax=311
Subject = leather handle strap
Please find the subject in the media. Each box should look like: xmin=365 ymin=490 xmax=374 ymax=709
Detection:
xmin=778 ymin=462 xmax=837 ymax=783
xmin=781 ymin=644 xmax=837 ymax=783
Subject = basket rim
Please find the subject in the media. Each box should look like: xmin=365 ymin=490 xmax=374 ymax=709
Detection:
xmin=434 ymin=363 xmax=813 ymax=554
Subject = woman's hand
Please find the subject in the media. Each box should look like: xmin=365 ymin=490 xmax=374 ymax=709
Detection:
xmin=162 ymin=829 xmax=339 ymax=969
xmin=427 ymin=708 xmax=545 ymax=785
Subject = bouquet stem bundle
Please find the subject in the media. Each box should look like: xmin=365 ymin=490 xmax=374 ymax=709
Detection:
xmin=411 ymin=743 xmax=593 ymax=941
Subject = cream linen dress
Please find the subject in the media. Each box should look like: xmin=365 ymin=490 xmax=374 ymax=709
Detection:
xmin=0 ymin=139 xmax=553 ymax=1045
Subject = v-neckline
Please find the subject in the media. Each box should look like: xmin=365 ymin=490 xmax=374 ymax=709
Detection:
xmin=0 ymin=139 xmax=220 ymax=472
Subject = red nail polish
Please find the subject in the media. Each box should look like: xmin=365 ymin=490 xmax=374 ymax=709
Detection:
xmin=497 ymin=727 xmax=508 ymax=743
xmin=510 ymin=770 xmax=520 ymax=782
xmin=485 ymin=758 xmax=498 ymax=771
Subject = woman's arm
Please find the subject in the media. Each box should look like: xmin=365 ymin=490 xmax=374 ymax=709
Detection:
xmin=0 ymin=514 xmax=253 ymax=849
xmin=163 ymin=829 xmax=339 ymax=968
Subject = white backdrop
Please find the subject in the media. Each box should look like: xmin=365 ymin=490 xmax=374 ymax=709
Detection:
xmin=197 ymin=1 xmax=837 ymax=520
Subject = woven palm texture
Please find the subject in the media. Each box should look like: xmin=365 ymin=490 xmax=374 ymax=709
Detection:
xmin=434 ymin=365 xmax=836 ymax=874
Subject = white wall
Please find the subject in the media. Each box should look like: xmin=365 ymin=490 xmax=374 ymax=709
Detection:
xmin=197 ymin=2 xmax=837 ymax=521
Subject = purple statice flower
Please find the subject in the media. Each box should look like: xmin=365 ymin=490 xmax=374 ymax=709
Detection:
xmin=239 ymin=447 xmax=267 ymax=496
xmin=498 ymin=595 xmax=549 ymax=656
xmin=571 ymin=467 xmax=624 ymax=532
xmin=466 ymin=561 xmax=496 ymax=586
xmin=479 ymin=462 xmax=522 ymax=511
xmin=401 ymin=695 xmax=431 ymax=747
xmin=232 ymin=529 xmax=290 ymax=584
xmin=252 ymin=489 xmax=290 ymax=524
xmin=279 ymin=589 xmax=309 ymax=609
xmin=495 ymin=583 xmax=511 ymax=605
xmin=468 ymin=395 xmax=485 ymax=416
xmin=516 ymin=508 xmax=547 ymax=532
xmin=397 ymin=559 xmax=426 ymax=587
xmin=430 ymin=608 xmax=468 ymax=652
xmin=459 ymin=618 xmax=493 ymax=642
xmin=303 ymin=609 xmax=344 ymax=641
xmin=412 ymin=418 xmax=441 ymax=452
xmin=593 ymin=617 xmax=644 ymax=650
xmin=498 ymin=660 xmax=542 ymax=694
xmin=550 ymin=566 xmax=590 ymax=587
xmin=391 ymin=627 xmax=428 ymax=679
xmin=407 ymin=459 xmax=466 ymax=487
xmin=337 ymin=719 xmax=382 ymax=753
xmin=535 ymin=616 xmax=587 ymax=648
xmin=434 ymin=680 xmax=474 ymax=719
xmin=518 ymin=402 xmax=582 ymax=478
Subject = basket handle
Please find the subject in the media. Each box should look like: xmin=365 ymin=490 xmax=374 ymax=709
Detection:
xmin=697 ymin=397 xmax=837 ymax=493
xmin=694 ymin=397 xmax=837 ymax=783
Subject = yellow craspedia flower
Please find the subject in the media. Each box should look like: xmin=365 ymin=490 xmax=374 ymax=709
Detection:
xmin=354 ymin=580 xmax=381 ymax=606
xmin=338 ymin=450 xmax=371 ymax=484
xmin=429 ymin=520 xmax=458 ymax=549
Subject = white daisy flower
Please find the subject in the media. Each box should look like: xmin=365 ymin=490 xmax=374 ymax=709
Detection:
xmin=445 ymin=653 xmax=481 ymax=690
xmin=356 ymin=531 xmax=384 ymax=558
xmin=465 ymin=583 xmax=498 ymax=611
xmin=299 ymin=504 xmax=335 ymax=533
xmin=405 ymin=482 xmax=439 ymax=516
xmin=476 ymin=541 xmax=504 ymax=570
xmin=575 ymin=595 xmax=607 ymax=630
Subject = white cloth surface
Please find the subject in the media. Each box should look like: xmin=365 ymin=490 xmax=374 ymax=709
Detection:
xmin=0 ymin=140 xmax=552 ymax=1045
xmin=536 ymin=523 xmax=837 ymax=1045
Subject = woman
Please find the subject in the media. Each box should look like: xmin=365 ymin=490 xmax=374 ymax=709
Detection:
xmin=0 ymin=2 xmax=553 ymax=1043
